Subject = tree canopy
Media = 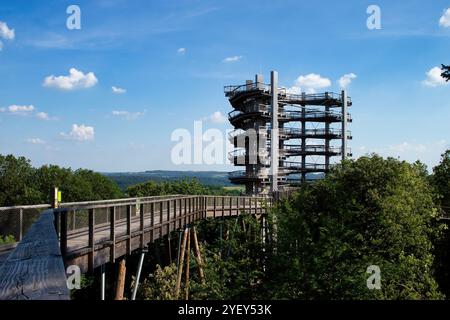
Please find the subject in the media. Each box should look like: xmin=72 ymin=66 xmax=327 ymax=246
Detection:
xmin=267 ymin=155 xmax=444 ymax=299
xmin=0 ymin=154 xmax=123 ymax=206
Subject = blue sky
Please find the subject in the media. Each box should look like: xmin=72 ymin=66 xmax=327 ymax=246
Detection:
xmin=0 ymin=0 xmax=449 ymax=172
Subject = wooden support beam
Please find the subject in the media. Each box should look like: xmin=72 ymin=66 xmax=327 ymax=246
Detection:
xmin=175 ymin=228 xmax=188 ymax=299
xmin=185 ymin=228 xmax=191 ymax=300
xmin=115 ymin=258 xmax=126 ymax=300
xmin=192 ymin=227 xmax=205 ymax=284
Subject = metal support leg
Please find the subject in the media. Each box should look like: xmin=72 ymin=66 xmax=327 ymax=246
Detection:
xmin=101 ymin=264 xmax=106 ymax=300
xmin=131 ymin=249 xmax=147 ymax=300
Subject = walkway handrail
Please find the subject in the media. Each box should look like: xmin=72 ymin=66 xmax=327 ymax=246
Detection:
xmin=0 ymin=209 xmax=69 ymax=300
xmin=0 ymin=194 xmax=274 ymax=300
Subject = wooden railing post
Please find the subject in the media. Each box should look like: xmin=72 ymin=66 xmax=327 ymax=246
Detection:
xmin=167 ymin=200 xmax=171 ymax=235
xmin=179 ymin=199 xmax=182 ymax=229
xmin=110 ymin=206 xmax=116 ymax=263
xmin=17 ymin=208 xmax=23 ymax=242
xmin=150 ymin=202 xmax=154 ymax=243
xmin=126 ymin=205 xmax=131 ymax=255
xmin=88 ymin=208 xmax=95 ymax=272
xmin=221 ymin=197 xmax=225 ymax=218
xmin=184 ymin=198 xmax=187 ymax=228
xmin=213 ymin=197 xmax=217 ymax=218
xmin=140 ymin=203 xmax=145 ymax=248
xmin=60 ymin=210 xmax=68 ymax=258
xmin=159 ymin=201 xmax=163 ymax=239
xmin=173 ymin=199 xmax=177 ymax=231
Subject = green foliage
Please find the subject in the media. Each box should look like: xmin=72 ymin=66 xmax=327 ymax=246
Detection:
xmin=430 ymin=150 xmax=450 ymax=297
xmin=139 ymin=264 xmax=179 ymax=300
xmin=268 ymin=155 xmax=444 ymax=299
xmin=441 ymin=64 xmax=450 ymax=82
xmin=0 ymin=234 xmax=15 ymax=244
xmin=0 ymin=154 xmax=42 ymax=206
xmin=431 ymin=150 xmax=450 ymax=211
xmin=140 ymin=214 xmax=266 ymax=300
xmin=0 ymin=154 xmax=123 ymax=206
xmin=126 ymin=178 xmax=240 ymax=197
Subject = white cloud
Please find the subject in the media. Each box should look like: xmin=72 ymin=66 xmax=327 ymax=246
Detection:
xmin=43 ymin=68 xmax=98 ymax=90
xmin=338 ymin=73 xmax=357 ymax=89
xmin=27 ymin=138 xmax=46 ymax=145
xmin=0 ymin=105 xmax=35 ymax=115
xmin=0 ymin=21 xmax=15 ymax=40
xmin=61 ymin=124 xmax=95 ymax=141
xmin=422 ymin=66 xmax=448 ymax=87
xmin=439 ymin=8 xmax=450 ymax=27
xmin=288 ymin=73 xmax=331 ymax=94
xmin=177 ymin=47 xmax=186 ymax=54
xmin=0 ymin=21 xmax=14 ymax=51
xmin=36 ymin=111 xmax=58 ymax=121
xmin=223 ymin=55 xmax=243 ymax=63
xmin=112 ymin=86 xmax=126 ymax=94
xmin=112 ymin=110 xmax=145 ymax=120
xmin=203 ymin=111 xmax=227 ymax=124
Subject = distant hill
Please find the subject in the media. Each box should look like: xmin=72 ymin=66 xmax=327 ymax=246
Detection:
xmin=102 ymin=170 xmax=232 ymax=190
xmin=102 ymin=170 xmax=324 ymax=191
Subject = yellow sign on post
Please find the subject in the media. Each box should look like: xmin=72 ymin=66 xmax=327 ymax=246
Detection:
xmin=58 ymin=191 xmax=62 ymax=203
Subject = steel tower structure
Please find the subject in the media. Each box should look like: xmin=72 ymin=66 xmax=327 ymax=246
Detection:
xmin=225 ymin=70 xmax=352 ymax=195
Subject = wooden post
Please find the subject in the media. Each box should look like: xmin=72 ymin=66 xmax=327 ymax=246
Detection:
xmin=192 ymin=227 xmax=205 ymax=284
xmin=126 ymin=205 xmax=131 ymax=255
xmin=159 ymin=202 xmax=163 ymax=239
xmin=167 ymin=200 xmax=171 ymax=235
xmin=150 ymin=202 xmax=154 ymax=243
xmin=222 ymin=197 xmax=225 ymax=218
xmin=179 ymin=199 xmax=183 ymax=229
xmin=88 ymin=208 xmax=95 ymax=273
xmin=115 ymin=259 xmax=126 ymax=300
xmin=185 ymin=229 xmax=191 ymax=300
xmin=213 ymin=197 xmax=217 ymax=218
xmin=173 ymin=199 xmax=177 ymax=230
xmin=175 ymin=228 xmax=188 ymax=299
xmin=110 ymin=206 xmax=116 ymax=263
xmin=17 ymin=208 xmax=23 ymax=242
xmin=60 ymin=210 xmax=68 ymax=258
xmin=140 ymin=203 xmax=144 ymax=248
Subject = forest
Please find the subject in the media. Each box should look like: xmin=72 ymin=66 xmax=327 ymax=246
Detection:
xmin=1 ymin=151 xmax=450 ymax=299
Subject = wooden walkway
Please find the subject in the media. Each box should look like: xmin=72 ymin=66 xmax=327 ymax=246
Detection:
xmin=0 ymin=195 xmax=271 ymax=300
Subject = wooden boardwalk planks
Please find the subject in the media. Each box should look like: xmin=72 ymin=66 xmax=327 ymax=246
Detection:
xmin=0 ymin=210 xmax=69 ymax=300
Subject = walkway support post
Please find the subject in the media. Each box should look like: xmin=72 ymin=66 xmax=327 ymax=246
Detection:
xmin=185 ymin=228 xmax=191 ymax=300
xmin=115 ymin=258 xmax=126 ymax=300
xmin=175 ymin=227 xmax=189 ymax=299
xmin=131 ymin=249 xmax=147 ymax=300
xmin=192 ymin=226 xmax=205 ymax=284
